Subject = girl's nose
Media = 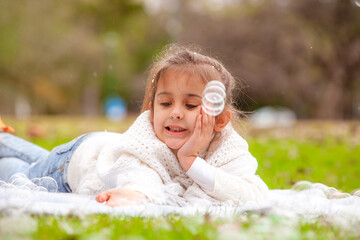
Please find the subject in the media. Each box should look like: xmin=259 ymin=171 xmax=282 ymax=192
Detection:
xmin=170 ymin=107 xmax=183 ymax=120
xmin=170 ymin=113 xmax=181 ymax=120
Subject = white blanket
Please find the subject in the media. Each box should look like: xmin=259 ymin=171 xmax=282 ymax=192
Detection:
xmin=1 ymin=174 xmax=359 ymax=224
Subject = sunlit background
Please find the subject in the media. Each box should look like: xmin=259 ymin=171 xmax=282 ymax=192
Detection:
xmin=1 ymin=0 xmax=359 ymax=120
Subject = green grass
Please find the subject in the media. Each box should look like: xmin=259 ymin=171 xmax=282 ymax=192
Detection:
xmin=1 ymin=213 xmax=359 ymax=240
xmin=1 ymin=116 xmax=360 ymax=239
xmin=29 ymin=214 xmax=217 ymax=240
xmin=250 ymin=137 xmax=360 ymax=193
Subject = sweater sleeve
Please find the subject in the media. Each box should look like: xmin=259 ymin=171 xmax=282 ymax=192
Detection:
xmin=202 ymin=131 xmax=269 ymax=204
xmin=187 ymin=155 xmax=268 ymax=204
xmin=208 ymin=167 xmax=268 ymax=204
xmin=186 ymin=157 xmax=216 ymax=192
xmin=97 ymin=149 xmax=167 ymax=205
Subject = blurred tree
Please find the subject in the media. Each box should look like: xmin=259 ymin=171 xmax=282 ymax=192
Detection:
xmin=174 ymin=0 xmax=360 ymax=119
xmin=1 ymin=0 xmax=359 ymax=119
xmin=0 ymin=0 xmax=170 ymax=115
xmin=293 ymin=0 xmax=360 ymax=118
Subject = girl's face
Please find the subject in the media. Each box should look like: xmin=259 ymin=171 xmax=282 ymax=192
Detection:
xmin=150 ymin=69 xmax=206 ymax=150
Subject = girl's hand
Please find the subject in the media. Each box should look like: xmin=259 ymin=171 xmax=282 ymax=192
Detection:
xmin=177 ymin=109 xmax=215 ymax=171
xmin=96 ymin=188 xmax=147 ymax=207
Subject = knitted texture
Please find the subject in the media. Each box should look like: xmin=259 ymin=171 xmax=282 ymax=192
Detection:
xmin=94 ymin=111 xmax=268 ymax=206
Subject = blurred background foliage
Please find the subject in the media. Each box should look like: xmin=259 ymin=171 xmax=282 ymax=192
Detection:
xmin=0 ymin=0 xmax=359 ymax=119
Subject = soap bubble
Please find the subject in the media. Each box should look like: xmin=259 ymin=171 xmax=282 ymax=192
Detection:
xmin=323 ymin=187 xmax=338 ymax=198
xmin=311 ymin=182 xmax=329 ymax=192
xmin=31 ymin=177 xmax=58 ymax=192
xmin=1 ymin=173 xmax=57 ymax=192
xmin=353 ymin=190 xmax=360 ymax=197
xmin=354 ymin=0 xmax=360 ymax=7
xmin=0 ymin=174 xmax=59 ymax=214
xmin=8 ymin=173 xmax=39 ymax=191
xmin=291 ymin=181 xmax=354 ymax=199
xmin=0 ymin=180 xmax=14 ymax=190
xmin=202 ymin=80 xmax=226 ymax=116
xmin=330 ymin=192 xmax=352 ymax=199
xmin=291 ymin=180 xmax=312 ymax=191
xmin=311 ymin=183 xmax=340 ymax=199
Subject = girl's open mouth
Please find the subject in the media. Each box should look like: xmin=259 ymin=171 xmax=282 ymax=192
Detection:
xmin=165 ymin=126 xmax=186 ymax=135
xmin=166 ymin=126 xmax=185 ymax=132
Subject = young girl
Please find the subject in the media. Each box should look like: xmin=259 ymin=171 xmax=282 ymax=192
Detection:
xmin=0 ymin=44 xmax=268 ymax=207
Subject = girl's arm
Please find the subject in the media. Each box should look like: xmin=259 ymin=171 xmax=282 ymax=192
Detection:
xmin=208 ymin=165 xmax=268 ymax=204
xmin=186 ymin=153 xmax=268 ymax=204
xmin=177 ymin=110 xmax=268 ymax=204
xmin=96 ymin=151 xmax=167 ymax=207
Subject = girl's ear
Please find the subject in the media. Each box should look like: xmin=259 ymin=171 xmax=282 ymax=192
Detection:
xmin=214 ymin=110 xmax=231 ymax=132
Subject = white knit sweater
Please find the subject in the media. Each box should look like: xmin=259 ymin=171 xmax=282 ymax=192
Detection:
xmin=67 ymin=111 xmax=268 ymax=207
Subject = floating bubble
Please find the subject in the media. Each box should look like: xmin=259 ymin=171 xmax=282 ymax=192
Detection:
xmin=323 ymin=187 xmax=338 ymax=198
xmin=8 ymin=173 xmax=38 ymax=191
xmin=330 ymin=192 xmax=352 ymax=199
xmin=0 ymin=180 xmax=7 ymax=187
xmin=2 ymin=173 xmax=57 ymax=192
xmin=311 ymin=182 xmax=329 ymax=191
xmin=311 ymin=182 xmax=340 ymax=198
xmin=352 ymin=189 xmax=360 ymax=197
xmin=202 ymin=80 xmax=226 ymax=116
xmin=0 ymin=180 xmax=14 ymax=190
xmin=31 ymin=177 xmax=58 ymax=192
xmin=291 ymin=180 xmax=312 ymax=191
xmin=291 ymin=181 xmax=351 ymax=199
xmin=354 ymin=0 xmax=360 ymax=7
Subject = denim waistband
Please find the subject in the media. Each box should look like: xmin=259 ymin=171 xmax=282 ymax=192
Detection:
xmin=45 ymin=132 xmax=101 ymax=192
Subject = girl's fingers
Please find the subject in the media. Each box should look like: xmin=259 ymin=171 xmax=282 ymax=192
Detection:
xmin=202 ymin=114 xmax=210 ymax=135
xmin=96 ymin=191 xmax=110 ymax=203
xmin=201 ymin=111 xmax=215 ymax=137
xmin=194 ymin=114 xmax=202 ymax=136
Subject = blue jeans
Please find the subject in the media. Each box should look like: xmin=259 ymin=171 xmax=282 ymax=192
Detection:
xmin=0 ymin=133 xmax=93 ymax=192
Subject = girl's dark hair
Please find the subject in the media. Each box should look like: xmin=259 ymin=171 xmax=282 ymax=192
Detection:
xmin=141 ymin=44 xmax=242 ymax=119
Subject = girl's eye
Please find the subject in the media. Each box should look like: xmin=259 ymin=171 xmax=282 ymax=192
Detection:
xmin=160 ymin=102 xmax=171 ymax=107
xmin=186 ymin=104 xmax=199 ymax=109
